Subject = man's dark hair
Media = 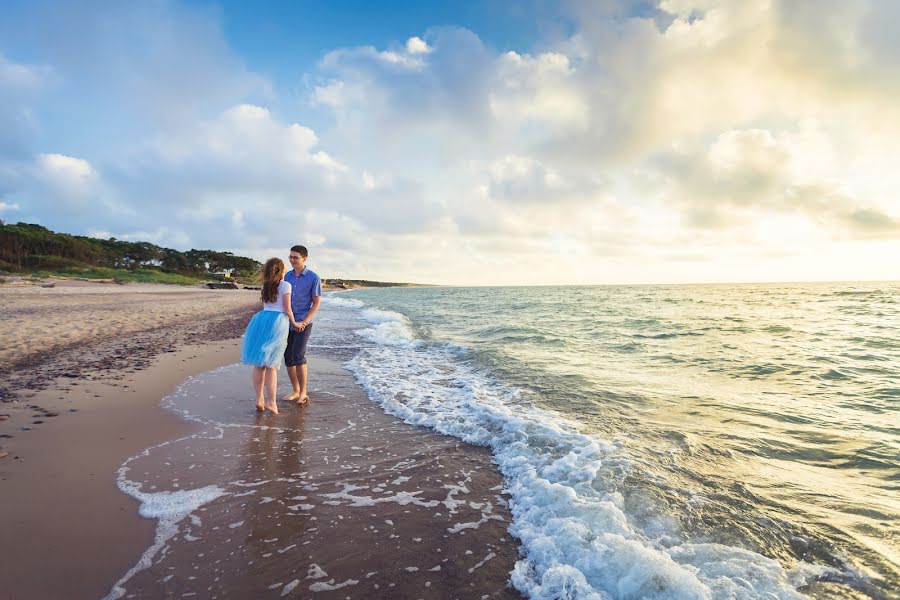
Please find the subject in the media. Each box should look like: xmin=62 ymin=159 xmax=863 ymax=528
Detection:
xmin=290 ymin=245 xmax=308 ymax=259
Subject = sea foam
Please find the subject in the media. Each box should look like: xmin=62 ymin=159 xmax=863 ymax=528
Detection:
xmin=345 ymin=299 xmax=828 ymax=599
xmin=320 ymin=295 xmax=364 ymax=309
xmin=354 ymin=307 xmax=418 ymax=347
xmin=104 ymin=454 xmax=228 ymax=600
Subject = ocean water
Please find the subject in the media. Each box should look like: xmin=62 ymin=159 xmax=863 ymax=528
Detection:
xmin=314 ymin=282 xmax=899 ymax=599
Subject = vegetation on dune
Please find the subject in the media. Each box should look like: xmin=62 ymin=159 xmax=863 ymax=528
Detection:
xmin=0 ymin=221 xmax=260 ymax=283
xmin=31 ymin=267 xmax=206 ymax=285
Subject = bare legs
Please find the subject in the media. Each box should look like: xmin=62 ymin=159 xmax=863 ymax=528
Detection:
xmin=252 ymin=366 xmax=265 ymax=411
xmin=285 ymin=365 xmax=309 ymax=404
xmin=252 ymin=365 xmax=280 ymax=413
xmin=264 ymin=366 xmax=279 ymax=413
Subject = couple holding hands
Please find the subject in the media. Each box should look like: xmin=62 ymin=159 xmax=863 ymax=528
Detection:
xmin=241 ymin=245 xmax=321 ymax=414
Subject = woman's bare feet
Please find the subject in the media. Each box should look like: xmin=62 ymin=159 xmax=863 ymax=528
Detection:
xmin=255 ymin=401 xmax=265 ymax=412
xmin=265 ymin=400 xmax=279 ymax=414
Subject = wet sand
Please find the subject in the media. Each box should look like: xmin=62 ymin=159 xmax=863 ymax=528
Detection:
xmin=109 ymin=359 xmax=519 ymax=599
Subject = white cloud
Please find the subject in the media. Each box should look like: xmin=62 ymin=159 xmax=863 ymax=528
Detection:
xmin=37 ymin=153 xmax=95 ymax=180
xmin=2 ymin=152 xmax=106 ymax=223
xmin=647 ymin=123 xmax=900 ymax=238
xmin=61 ymin=103 xmax=442 ymax=252
xmin=490 ymin=51 xmax=588 ymax=133
xmin=406 ymin=36 xmax=431 ymax=55
xmin=34 ymin=153 xmax=99 ymax=203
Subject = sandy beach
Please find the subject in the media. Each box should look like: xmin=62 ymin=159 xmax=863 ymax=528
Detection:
xmin=0 ymin=281 xmax=519 ymax=599
xmin=0 ymin=280 xmax=260 ymax=399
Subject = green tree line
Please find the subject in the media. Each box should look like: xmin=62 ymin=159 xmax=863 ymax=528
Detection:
xmin=0 ymin=221 xmax=261 ymax=277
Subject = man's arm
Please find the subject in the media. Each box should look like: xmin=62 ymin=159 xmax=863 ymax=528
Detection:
xmin=302 ymin=295 xmax=321 ymax=326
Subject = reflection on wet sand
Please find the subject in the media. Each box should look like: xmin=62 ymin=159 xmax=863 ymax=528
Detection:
xmin=107 ymin=357 xmax=520 ymax=599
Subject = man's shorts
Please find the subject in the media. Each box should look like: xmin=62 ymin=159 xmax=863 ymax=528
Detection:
xmin=284 ymin=323 xmax=313 ymax=367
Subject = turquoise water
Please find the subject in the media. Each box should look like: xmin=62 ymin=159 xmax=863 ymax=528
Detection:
xmin=316 ymin=282 xmax=899 ymax=599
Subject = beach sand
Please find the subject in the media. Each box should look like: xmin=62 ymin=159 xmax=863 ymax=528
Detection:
xmin=0 ymin=280 xmax=260 ymax=399
xmin=0 ymin=281 xmax=520 ymax=599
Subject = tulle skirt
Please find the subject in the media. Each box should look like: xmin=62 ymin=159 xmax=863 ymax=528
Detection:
xmin=241 ymin=310 xmax=290 ymax=367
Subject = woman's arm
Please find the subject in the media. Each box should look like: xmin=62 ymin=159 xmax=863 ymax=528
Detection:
xmin=282 ymin=292 xmax=300 ymax=330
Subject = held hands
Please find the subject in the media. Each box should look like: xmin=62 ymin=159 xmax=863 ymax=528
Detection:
xmin=293 ymin=321 xmax=308 ymax=332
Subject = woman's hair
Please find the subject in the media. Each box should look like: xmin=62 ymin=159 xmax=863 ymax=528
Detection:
xmin=260 ymin=257 xmax=285 ymax=304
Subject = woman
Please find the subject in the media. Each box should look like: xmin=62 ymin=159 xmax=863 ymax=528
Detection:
xmin=240 ymin=258 xmax=301 ymax=413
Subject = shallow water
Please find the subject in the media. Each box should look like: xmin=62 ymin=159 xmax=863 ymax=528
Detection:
xmin=105 ymin=358 xmax=518 ymax=599
xmin=329 ymin=282 xmax=899 ymax=599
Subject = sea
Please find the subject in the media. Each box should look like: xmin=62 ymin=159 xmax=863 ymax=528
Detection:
xmin=313 ymin=282 xmax=899 ymax=599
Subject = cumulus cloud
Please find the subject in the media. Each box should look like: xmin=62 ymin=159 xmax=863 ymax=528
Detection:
xmin=314 ymin=26 xmax=497 ymax=153
xmin=648 ymin=123 xmax=900 ymax=238
xmin=67 ymin=103 xmax=440 ymax=252
xmin=29 ymin=153 xmax=101 ymax=211
xmin=406 ymin=36 xmax=431 ymax=55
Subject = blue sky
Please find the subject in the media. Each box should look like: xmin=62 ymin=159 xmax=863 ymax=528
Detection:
xmin=1 ymin=0 xmax=899 ymax=284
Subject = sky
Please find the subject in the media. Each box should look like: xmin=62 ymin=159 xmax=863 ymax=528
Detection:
xmin=1 ymin=0 xmax=899 ymax=286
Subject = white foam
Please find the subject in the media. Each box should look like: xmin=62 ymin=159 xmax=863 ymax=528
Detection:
xmin=353 ymin=308 xmax=418 ymax=347
xmin=309 ymin=578 xmax=359 ymax=592
xmin=306 ymin=564 xmax=328 ymax=579
xmin=104 ymin=482 xmax=227 ymax=599
xmin=344 ymin=307 xmax=824 ymax=600
xmin=360 ymin=307 xmax=403 ymax=324
xmin=448 ymin=511 xmax=504 ymax=534
xmin=469 ymin=552 xmax=496 ymax=574
xmin=320 ymin=295 xmax=364 ymax=308
xmin=320 ymin=485 xmax=440 ymax=508
xmin=281 ymin=579 xmax=300 ymax=596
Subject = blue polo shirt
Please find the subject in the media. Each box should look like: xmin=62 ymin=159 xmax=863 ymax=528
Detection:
xmin=284 ymin=267 xmax=322 ymax=321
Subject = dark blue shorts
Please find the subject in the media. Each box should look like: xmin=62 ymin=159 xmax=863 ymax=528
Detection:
xmin=284 ymin=323 xmax=313 ymax=367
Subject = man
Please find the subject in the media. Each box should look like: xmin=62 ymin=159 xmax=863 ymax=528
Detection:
xmin=282 ymin=244 xmax=321 ymax=404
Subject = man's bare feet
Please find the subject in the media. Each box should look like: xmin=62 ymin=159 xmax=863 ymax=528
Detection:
xmin=282 ymin=392 xmax=301 ymax=402
xmin=297 ymin=395 xmax=309 ymax=405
